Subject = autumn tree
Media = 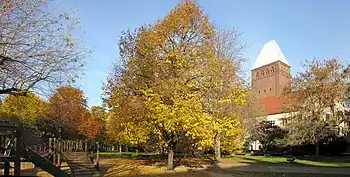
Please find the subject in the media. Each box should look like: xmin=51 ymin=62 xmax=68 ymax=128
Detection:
xmin=236 ymin=91 xmax=267 ymax=136
xmin=105 ymin=1 xmax=220 ymax=170
xmin=46 ymin=86 xmax=100 ymax=139
xmin=91 ymin=106 xmax=108 ymax=143
xmin=0 ymin=0 xmax=87 ymax=96
xmin=91 ymin=106 xmax=108 ymax=121
xmin=282 ymin=58 xmax=350 ymax=156
xmin=0 ymin=92 xmax=48 ymax=125
xmin=201 ymin=27 xmax=248 ymax=160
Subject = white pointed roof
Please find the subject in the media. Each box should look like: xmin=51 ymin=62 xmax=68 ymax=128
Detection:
xmin=252 ymin=40 xmax=289 ymax=70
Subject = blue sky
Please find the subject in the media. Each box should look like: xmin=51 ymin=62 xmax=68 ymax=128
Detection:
xmin=57 ymin=0 xmax=350 ymax=107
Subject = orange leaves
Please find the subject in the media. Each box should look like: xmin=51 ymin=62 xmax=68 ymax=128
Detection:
xmin=160 ymin=0 xmax=213 ymax=38
xmin=80 ymin=113 xmax=102 ymax=139
xmin=48 ymin=86 xmax=101 ymax=139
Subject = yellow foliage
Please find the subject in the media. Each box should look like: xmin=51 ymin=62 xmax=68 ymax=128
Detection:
xmin=105 ymin=0 xmax=248 ymax=156
xmin=0 ymin=93 xmax=48 ymax=125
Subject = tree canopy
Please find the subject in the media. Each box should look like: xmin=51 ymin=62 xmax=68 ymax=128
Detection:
xmin=105 ymin=0 xmax=248 ymax=170
xmin=282 ymin=58 xmax=350 ymax=156
xmin=0 ymin=0 xmax=87 ymax=96
xmin=46 ymin=86 xmax=101 ymax=139
xmin=0 ymin=92 xmax=48 ymax=125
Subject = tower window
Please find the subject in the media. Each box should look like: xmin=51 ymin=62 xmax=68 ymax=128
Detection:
xmin=261 ymin=70 xmax=264 ymax=76
xmin=259 ymin=90 xmax=260 ymax=93
xmin=256 ymin=72 xmax=259 ymax=77
xmin=266 ymin=69 xmax=269 ymax=74
xmin=264 ymin=89 xmax=266 ymax=92
xmin=270 ymin=88 xmax=272 ymax=91
xmin=271 ymin=67 xmax=274 ymax=72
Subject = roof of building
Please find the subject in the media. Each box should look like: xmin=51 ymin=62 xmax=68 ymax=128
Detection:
xmin=260 ymin=96 xmax=285 ymax=115
xmin=252 ymin=40 xmax=289 ymax=70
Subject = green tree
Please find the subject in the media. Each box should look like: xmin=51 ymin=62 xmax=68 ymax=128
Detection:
xmin=249 ymin=121 xmax=286 ymax=154
xmin=282 ymin=58 xmax=350 ymax=156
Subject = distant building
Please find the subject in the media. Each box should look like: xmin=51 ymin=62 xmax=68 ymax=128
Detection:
xmin=248 ymin=40 xmax=350 ymax=151
xmin=251 ymin=40 xmax=290 ymax=115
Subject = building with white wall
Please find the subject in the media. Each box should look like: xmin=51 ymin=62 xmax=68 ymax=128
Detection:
xmin=248 ymin=40 xmax=350 ymax=151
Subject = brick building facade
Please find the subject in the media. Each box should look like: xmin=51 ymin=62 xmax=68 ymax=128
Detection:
xmin=251 ymin=40 xmax=290 ymax=115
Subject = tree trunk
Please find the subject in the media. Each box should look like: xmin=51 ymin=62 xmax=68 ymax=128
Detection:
xmin=214 ymin=132 xmax=221 ymax=161
xmin=167 ymin=148 xmax=174 ymax=171
xmin=162 ymin=146 xmax=166 ymax=157
xmin=315 ymin=142 xmax=320 ymax=156
xmin=119 ymin=145 xmax=122 ymax=153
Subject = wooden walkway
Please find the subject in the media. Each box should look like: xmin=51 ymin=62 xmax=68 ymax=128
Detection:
xmin=63 ymin=152 xmax=99 ymax=177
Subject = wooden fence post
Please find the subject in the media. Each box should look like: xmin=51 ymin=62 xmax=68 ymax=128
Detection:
xmin=57 ymin=128 xmax=61 ymax=167
xmin=96 ymin=141 xmax=100 ymax=171
xmin=4 ymin=161 xmax=10 ymax=175
xmin=57 ymin=139 xmax=61 ymax=166
xmin=70 ymin=141 xmax=72 ymax=151
xmin=14 ymin=127 xmax=21 ymax=176
xmin=53 ymin=138 xmax=56 ymax=165
xmin=85 ymin=140 xmax=88 ymax=153
xmin=79 ymin=140 xmax=82 ymax=151
xmin=49 ymin=138 xmax=52 ymax=154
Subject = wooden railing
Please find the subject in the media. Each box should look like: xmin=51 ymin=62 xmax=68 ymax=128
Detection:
xmin=27 ymin=142 xmax=50 ymax=155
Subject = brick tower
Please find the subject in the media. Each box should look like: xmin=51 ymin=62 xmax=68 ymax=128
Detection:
xmin=251 ymin=40 xmax=291 ymax=100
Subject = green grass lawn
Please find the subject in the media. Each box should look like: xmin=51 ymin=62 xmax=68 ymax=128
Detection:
xmin=212 ymin=171 xmax=350 ymax=177
xmin=216 ymin=171 xmax=349 ymax=177
xmin=229 ymin=155 xmax=350 ymax=167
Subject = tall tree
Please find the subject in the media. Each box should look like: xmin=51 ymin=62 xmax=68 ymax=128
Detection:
xmin=0 ymin=92 xmax=48 ymax=125
xmin=282 ymin=58 xmax=350 ymax=156
xmin=47 ymin=86 xmax=100 ymax=139
xmin=91 ymin=106 xmax=108 ymax=143
xmin=105 ymin=0 xmax=217 ymax=170
xmin=237 ymin=91 xmax=267 ymax=136
xmin=202 ymin=27 xmax=248 ymax=160
xmin=0 ymin=0 xmax=87 ymax=96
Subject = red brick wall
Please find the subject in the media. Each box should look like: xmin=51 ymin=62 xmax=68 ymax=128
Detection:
xmin=252 ymin=61 xmax=290 ymax=99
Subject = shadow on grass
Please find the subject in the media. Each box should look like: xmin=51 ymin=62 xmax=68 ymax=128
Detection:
xmin=18 ymin=156 xmax=350 ymax=177
xmin=98 ymin=153 xmax=215 ymax=169
xmin=20 ymin=164 xmax=72 ymax=177
xmin=99 ymin=162 xmax=350 ymax=177
xmin=237 ymin=156 xmax=295 ymax=166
